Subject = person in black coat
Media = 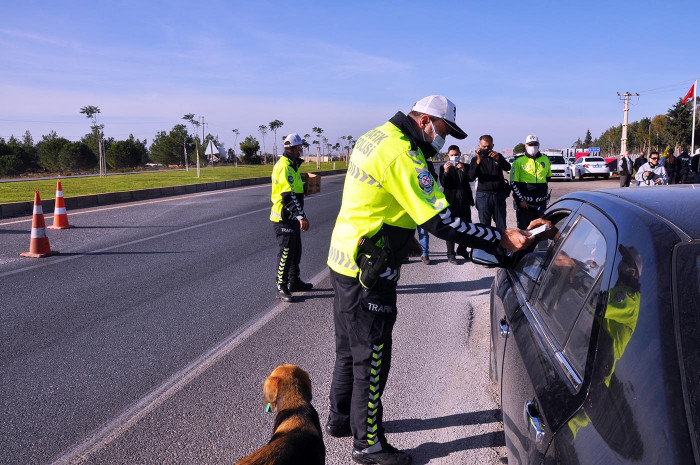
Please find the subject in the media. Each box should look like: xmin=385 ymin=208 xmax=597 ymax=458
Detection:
xmin=618 ymin=151 xmax=634 ymax=187
xmin=676 ymin=149 xmax=691 ymax=184
xmin=664 ymin=151 xmax=677 ymax=185
xmin=468 ymin=134 xmax=511 ymax=229
xmin=439 ymin=145 xmax=473 ymax=264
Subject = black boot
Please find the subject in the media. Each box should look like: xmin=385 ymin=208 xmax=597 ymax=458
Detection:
xmin=289 ymin=280 xmax=313 ymax=292
xmin=324 ymin=420 xmax=351 ymax=437
xmin=276 ymin=284 xmax=295 ymax=302
xmin=352 ymin=443 xmax=412 ymax=465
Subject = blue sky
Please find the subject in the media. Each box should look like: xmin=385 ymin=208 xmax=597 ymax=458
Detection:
xmin=0 ymin=1 xmax=698 ymax=154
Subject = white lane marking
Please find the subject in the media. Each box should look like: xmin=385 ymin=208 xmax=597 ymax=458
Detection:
xmin=0 ymin=189 xmax=342 ymax=280
xmin=0 ymin=173 xmax=347 ymax=226
xmin=49 ymin=266 xmax=330 ymax=465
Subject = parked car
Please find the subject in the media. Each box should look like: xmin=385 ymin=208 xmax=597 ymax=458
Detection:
xmin=473 ymin=186 xmax=700 ymax=465
xmin=547 ymin=155 xmax=573 ymax=181
xmin=573 ymin=156 xmax=610 ymax=180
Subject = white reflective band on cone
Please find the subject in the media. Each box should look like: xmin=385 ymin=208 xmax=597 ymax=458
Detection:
xmin=56 ymin=191 xmax=63 ymax=197
xmin=54 ymin=207 xmax=66 ymax=215
xmin=33 ymin=205 xmax=43 ymax=215
xmin=31 ymin=227 xmax=47 ymax=239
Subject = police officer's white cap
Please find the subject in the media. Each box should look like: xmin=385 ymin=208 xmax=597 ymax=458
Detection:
xmin=525 ymin=135 xmax=540 ymax=145
xmin=411 ymin=95 xmax=468 ymax=140
xmin=283 ymin=133 xmax=303 ymax=147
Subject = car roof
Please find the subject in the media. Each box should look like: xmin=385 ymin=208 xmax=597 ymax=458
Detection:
xmin=563 ymin=186 xmax=700 ymax=239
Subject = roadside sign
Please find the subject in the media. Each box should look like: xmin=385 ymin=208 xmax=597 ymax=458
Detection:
xmin=588 ymin=147 xmax=600 ymax=153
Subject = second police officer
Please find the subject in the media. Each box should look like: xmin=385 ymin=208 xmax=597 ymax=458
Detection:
xmin=510 ymin=135 xmax=552 ymax=229
xmin=325 ymin=95 xmax=534 ymax=465
xmin=270 ymin=133 xmax=313 ymax=302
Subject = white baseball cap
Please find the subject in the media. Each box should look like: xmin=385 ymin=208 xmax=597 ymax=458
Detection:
xmin=283 ymin=133 xmax=303 ymax=147
xmin=411 ymin=95 xmax=467 ymax=140
xmin=525 ymin=135 xmax=540 ymax=145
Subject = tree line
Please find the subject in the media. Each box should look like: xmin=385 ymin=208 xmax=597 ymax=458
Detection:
xmin=0 ymin=109 xmax=356 ymax=177
xmin=572 ymin=97 xmax=699 ymax=157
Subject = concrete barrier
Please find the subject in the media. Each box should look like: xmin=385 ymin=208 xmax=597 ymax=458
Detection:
xmin=0 ymin=169 xmax=347 ymax=219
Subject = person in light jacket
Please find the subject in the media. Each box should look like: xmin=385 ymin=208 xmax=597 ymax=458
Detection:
xmin=635 ymin=151 xmax=669 ymax=186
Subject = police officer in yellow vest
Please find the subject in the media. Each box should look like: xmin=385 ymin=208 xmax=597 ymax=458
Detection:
xmin=325 ymin=96 xmax=533 ymax=465
xmin=510 ymin=135 xmax=552 ymax=229
xmin=270 ymin=133 xmax=312 ymax=302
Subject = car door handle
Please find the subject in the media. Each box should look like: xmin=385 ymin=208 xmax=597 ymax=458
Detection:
xmin=499 ymin=318 xmax=510 ymax=338
xmin=524 ymin=401 xmax=545 ymax=443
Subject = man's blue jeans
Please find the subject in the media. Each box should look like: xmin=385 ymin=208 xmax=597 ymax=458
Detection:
xmin=417 ymin=226 xmax=429 ymax=257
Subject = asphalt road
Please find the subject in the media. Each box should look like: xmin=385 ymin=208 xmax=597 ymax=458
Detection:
xmin=0 ymin=175 xmax=618 ymax=464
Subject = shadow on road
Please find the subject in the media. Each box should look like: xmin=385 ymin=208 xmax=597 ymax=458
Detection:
xmin=385 ymin=409 xmax=502 ymax=433
xmin=409 ymin=430 xmax=506 ymax=465
xmin=73 ymin=225 xmax=173 ymax=229
xmin=58 ymin=251 xmax=192 ymax=256
xmin=397 ymin=277 xmax=493 ymax=295
xmin=0 ymin=229 xmax=28 ymax=235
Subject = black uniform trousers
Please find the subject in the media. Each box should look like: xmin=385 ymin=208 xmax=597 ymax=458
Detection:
xmin=329 ymin=269 xmax=397 ymax=451
xmin=446 ymin=210 xmax=471 ymax=259
xmin=273 ymin=220 xmax=302 ymax=286
xmin=515 ymin=201 xmax=545 ymax=230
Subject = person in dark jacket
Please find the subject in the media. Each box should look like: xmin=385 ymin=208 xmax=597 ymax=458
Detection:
xmin=692 ymin=149 xmax=700 ymax=183
xmin=676 ymin=149 xmax=691 ymax=184
xmin=618 ymin=151 xmax=634 ymax=187
xmin=664 ymin=150 xmax=677 ymax=184
xmin=469 ymin=135 xmax=511 ymax=229
xmin=439 ymin=145 xmax=473 ymax=264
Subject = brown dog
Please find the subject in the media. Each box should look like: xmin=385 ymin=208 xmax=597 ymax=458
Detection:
xmin=236 ymin=364 xmax=325 ymax=465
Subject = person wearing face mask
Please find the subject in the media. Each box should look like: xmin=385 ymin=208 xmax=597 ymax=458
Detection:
xmin=439 ymin=145 xmax=474 ymax=264
xmin=634 ymin=151 xmax=668 ymax=186
xmin=325 ymin=95 xmax=534 ymax=465
xmin=270 ymin=134 xmax=313 ymax=302
xmin=510 ymin=135 xmax=552 ymax=229
xmin=468 ymin=134 xmax=511 ymax=230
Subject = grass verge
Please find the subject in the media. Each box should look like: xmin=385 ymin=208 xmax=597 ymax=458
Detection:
xmin=0 ymin=162 xmax=345 ymax=203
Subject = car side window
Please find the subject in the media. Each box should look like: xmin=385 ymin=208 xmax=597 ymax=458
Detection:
xmin=563 ymin=276 xmax=602 ymax=376
xmin=535 ymin=216 xmax=607 ymax=347
xmin=513 ymin=212 xmax=571 ymax=295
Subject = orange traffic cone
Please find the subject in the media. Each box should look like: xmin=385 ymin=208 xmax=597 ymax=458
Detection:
xmin=48 ymin=180 xmax=73 ymax=229
xmin=20 ymin=191 xmax=58 ymax=258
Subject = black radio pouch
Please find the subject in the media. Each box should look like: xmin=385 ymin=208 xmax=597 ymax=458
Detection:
xmin=357 ymin=236 xmax=391 ymax=290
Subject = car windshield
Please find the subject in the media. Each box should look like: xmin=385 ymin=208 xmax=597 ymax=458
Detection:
xmin=674 ymin=243 xmax=700 ymax=461
xmin=587 ymin=157 xmax=605 ymax=162
xmin=549 ymin=156 xmax=567 ymax=164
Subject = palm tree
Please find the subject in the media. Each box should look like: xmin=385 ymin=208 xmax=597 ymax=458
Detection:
xmin=183 ymin=113 xmax=201 ymax=177
xmin=304 ymin=133 xmax=311 ymax=157
xmin=258 ymin=125 xmax=268 ymax=163
xmin=269 ymin=120 xmax=284 ymax=162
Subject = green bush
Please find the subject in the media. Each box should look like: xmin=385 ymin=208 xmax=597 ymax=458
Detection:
xmin=59 ymin=142 xmax=97 ymax=172
xmin=106 ymin=139 xmax=146 ymax=169
xmin=37 ymin=137 xmax=70 ymax=173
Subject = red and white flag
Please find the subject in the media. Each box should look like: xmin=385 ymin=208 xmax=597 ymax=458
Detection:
xmin=682 ymin=83 xmax=695 ymax=105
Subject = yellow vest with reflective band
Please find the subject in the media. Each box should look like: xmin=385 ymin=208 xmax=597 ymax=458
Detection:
xmin=328 ymin=120 xmax=448 ymax=277
xmin=270 ymin=155 xmax=304 ymax=222
xmin=510 ymin=154 xmax=552 ymax=183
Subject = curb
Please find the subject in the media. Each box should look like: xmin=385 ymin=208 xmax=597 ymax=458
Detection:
xmin=0 ymin=169 xmax=347 ymax=219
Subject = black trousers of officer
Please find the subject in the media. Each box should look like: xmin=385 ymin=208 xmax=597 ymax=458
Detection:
xmin=329 ymin=269 xmax=397 ymax=451
xmin=515 ymin=201 xmax=545 ymax=230
xmin=446 ymin=210 xmax=471 ymax=259
xmin=273 ymin=220 xmax=302 ymax=286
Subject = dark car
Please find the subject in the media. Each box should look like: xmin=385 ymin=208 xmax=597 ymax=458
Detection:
xmin=477 ymin=186 xmax=700 ymax=464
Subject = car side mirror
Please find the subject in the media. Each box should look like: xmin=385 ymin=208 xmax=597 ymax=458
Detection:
xmin=471 ymin=248 xmax=509 ymax=268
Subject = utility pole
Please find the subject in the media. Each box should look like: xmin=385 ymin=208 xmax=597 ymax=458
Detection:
xmin=199 ymin=116 xmax=208 ymax=176
xmin=617 ymin=92 xmax=639 ymax=157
